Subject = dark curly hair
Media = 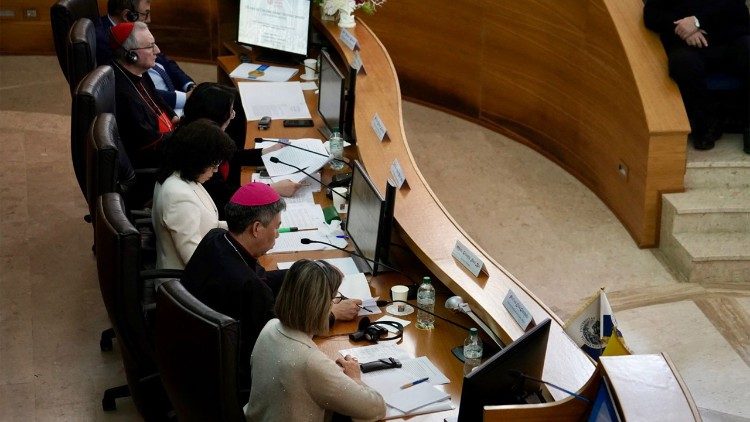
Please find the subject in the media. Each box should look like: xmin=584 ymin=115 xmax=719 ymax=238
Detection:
xmin=157 ymin=119 xmax=236 ymax=183
xmin=182 ymin=82 xmax=237 ymax=126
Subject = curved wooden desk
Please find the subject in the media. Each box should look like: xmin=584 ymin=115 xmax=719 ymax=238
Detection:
xmin=313 ymin=17 xmax=596 ymax=400
xmin=360 ymin=0 xmax=690 ymax=247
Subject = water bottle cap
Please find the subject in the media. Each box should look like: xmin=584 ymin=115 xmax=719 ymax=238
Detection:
xmin=421 ymin=276 xmax=431 ymax=284
xmin=469 ymin=328 xmax=478 ymax=334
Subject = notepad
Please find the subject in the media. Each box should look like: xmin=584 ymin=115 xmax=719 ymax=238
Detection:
xmin=384 ymin=382 xmax=450 ymax=413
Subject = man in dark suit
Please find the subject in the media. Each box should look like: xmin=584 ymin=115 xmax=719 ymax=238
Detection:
xmin=96 ymin=0 xmax=195 ymax=114
xmin=644 ymin=0 xmax=749 ymax=151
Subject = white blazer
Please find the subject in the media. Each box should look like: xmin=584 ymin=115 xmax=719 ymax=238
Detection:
xmin=152 ymin=172 xmax=228 ymax=269
xmin=245 ymin=319 xmax=386 ymax=422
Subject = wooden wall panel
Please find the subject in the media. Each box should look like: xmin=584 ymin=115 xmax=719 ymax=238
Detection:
xmin=362 ymin=0 xmax=689 ymax=246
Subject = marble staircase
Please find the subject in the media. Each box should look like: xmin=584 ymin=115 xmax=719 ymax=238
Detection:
xmin=658 ymin=134 xmax=750 ymax=285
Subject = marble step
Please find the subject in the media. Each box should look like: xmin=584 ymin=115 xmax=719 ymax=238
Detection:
xmin=662 ymin=188 xmax=750 ymax=233
xmin=685 ymin=133 xmax=750 ymax=189
xmin=665 ymin=232 xmax=750 ymax=284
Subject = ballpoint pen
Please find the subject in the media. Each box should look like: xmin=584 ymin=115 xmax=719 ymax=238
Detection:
xmin=278 ymin=227 xmax=318 ymax=233
xmin=337 ymin=293 xmax=372 ymax=313
xmin=400 ymin=377 xmax=429 ymax=389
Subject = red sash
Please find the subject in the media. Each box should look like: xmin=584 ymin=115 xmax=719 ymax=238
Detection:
xmin=157 ymin=112 xmax=174 ymax=134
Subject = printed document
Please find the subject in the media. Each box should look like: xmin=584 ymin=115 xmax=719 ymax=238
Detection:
xmin=229 ymin=63 xmax=299 ymax=82
xmin=238 ymin=82 xmax=311 ymax=121
xmin=262 ymin=138 xmax=330 ymax=178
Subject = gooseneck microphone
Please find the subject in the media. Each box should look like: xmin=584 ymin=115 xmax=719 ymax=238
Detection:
xmin=268 ymin=156 xmax=347 ymax=201
xmin=257 ymin=137 xmax=351 ymax=168
xmin=508 ymin=370 xmax=590 ymax=403
xmin=300 ymin=238 xmax=412 ymax=282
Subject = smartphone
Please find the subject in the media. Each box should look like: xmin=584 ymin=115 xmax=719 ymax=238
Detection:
xmin=283 ymin=119 xmax=314 ymax=128
xmin=258 ymin=116 xmax=271 ymax=130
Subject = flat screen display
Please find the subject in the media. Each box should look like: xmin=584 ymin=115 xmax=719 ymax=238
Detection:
xmin=238 ymin=0 xmax=311 ymax=56
xmin=346 ymin=160 xmax=384 ymax=272
xmin=317 ymin=50 xmax=345 ymax=134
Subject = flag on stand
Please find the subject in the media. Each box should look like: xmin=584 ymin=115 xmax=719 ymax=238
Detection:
xmin=564 ymin=288 xmax=630 ymax=359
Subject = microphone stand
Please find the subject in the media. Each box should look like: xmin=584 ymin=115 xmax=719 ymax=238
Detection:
xmin=258 ymin=137 xmax=351 ymax=168
xmin=508 ymin=370 xmax=590 ymax=403
xmin=300 ymin=238 xmax=410 ymax=280
xmin=269 ymin=157 xmax=347 ymax=201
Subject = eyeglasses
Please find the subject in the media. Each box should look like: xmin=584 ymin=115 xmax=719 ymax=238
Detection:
xmin=131 ymin=43 xmax=157 ymax=52
xmin=135 ymin=10 xmax=151 ymax=19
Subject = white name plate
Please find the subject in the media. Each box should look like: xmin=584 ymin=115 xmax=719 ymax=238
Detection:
xmin=390 ymin=158 xmax=406 ymax=189
xmin=452 ymin=240 xmax=486 ymax=277
xmin=339 ymin=29 xmax=359 ymax=51
xmin=503 ymin=290 xmax=534 ymax=331
xmin=371 ymin=113 xmax=388 ymax=141
xmin=352 ymin=51 xmax=366 ymax=74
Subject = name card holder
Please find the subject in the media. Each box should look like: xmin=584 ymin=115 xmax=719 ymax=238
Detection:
xmin=352 ymin=51 xmax=366 ymax=74
xmin=452 ymin=240 xmax=487 ymax=277
xmin=340 ymin=29 xmax=360 ymax=51
xmin=503 ymin=290 xmax=534 ymax=331
xmin=371 ymin=113 xmax=388 ymax=141
xmin=390 ymin=159 xmax=408 ymax=189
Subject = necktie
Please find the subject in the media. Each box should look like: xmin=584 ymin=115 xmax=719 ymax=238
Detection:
xmin=152 ymin=64 xmax=175 ymax=92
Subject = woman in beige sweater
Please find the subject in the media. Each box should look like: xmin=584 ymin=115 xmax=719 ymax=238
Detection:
xmin=245 ymin=260 xmax=386 ymax=422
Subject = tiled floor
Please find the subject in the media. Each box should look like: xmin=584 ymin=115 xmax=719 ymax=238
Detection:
xmin=0 ymin=56 xmax=748 ymax=421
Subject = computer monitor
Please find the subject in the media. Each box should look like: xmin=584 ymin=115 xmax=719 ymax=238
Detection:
xmin=317 ymin=50 xmax=346 ymax=139
xmin=457 ymin=318 xmax=552 ymax=422
xmin=345 ymin=160 xmax=395 ymax=274
xmin=237 ymin=0 xmax=311 ymax=62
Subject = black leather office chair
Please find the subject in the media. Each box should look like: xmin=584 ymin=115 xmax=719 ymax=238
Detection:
xmin=51 ymin=0 xmax=99 ymax=83
xmin=73 ymin=65 xmax=114 ymax=209
xmin=67 ymin=18 xmax=97 ymax=95
xmin=94 ymin=193 xmax=180 ymax=417
xmin=155 ymin=280 xmax=245 ymax=422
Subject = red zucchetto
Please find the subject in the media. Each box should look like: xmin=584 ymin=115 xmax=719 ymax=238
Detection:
xmin=110 ymin=22 xmax=135 ymax=50
xmin=230 ymin=182 xmax=281 ymax=206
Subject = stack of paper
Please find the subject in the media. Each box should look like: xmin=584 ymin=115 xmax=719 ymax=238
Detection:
xmin=238 ymin=82 xmax=311 ymax=121
xmin=280 ymin=203 xmax=326 ymax=230
xmin=261 ymin=138 xmax=331 ymax=183
xmin=229 ymin=63 xmax=299 ymax=82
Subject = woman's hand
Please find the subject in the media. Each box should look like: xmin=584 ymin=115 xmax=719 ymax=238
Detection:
xmin=331 ymin=299 xmax=362 ymax=321
xmin=336 ymin=355 xmax=362 ymax=381
xmin=261 ymin=142 xmax=286 ymax=155
xmin=271 ymin=179 xmax=303 ymax=197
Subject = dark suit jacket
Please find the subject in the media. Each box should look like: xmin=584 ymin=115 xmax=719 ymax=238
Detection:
xmin=95 ymin=15 xmax=194 ymax=108
xmin=643 ymin=0 xmax=750 ymax=50
xmin=180 ymin=228 xmax=286 ymax=386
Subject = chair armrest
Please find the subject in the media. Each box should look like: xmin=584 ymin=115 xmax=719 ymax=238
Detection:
xmin=140 ymin=269 xmax=184 ymax=280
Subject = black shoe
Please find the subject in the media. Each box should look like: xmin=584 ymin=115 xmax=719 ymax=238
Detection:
xmin=693 ymin=137 xmax=716 ymax=150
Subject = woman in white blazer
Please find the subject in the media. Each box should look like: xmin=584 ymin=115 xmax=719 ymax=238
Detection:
xmin=152 ymin=119 xmax=237 ymax=269
xmin=246 ymin=260 xmax=386 ymax=422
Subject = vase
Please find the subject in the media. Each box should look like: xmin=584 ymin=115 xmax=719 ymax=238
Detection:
xmin=337 ymin=9 xmax=356 ymax=28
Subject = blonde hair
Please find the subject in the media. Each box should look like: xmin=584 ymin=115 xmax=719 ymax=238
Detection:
xmin=275 ymin=260 xmax=342 ymax=335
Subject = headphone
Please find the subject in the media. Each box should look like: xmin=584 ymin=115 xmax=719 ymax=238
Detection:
xmin=123 ymin=0 xmax=140 ymax=23
xmin=349 ymin=317 xmax=404 ymax=343
xmin=109 ymin=26 xmax=139 ymax=64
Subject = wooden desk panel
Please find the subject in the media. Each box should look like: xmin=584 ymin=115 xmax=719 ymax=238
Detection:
xmin=361 ymin=0 xmax=689 ymax=247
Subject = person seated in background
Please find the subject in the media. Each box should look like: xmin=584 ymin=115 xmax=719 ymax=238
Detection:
xmin=644 ymin=0 xmax=749 ymax=150
xmin=180 ymin=83 xmax=302 ymax=212
xmin=180 ymin=183 xmax=361 ymax=387
xmin=152 ymin=119 xmax=236 ymax=270
xmin=97 ymin=0 xmax=195 ymax=114
xmin=110 ymin=21 xmax=177 ymax=168
xmin=245 ymin=259 xmax=386 ymax=422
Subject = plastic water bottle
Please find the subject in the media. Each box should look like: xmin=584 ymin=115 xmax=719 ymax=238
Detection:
xmin=463 ymin=328 xmax=483 ymax=374
xmin=416 ymin=276 xmax=435 ymax=330
xmin=329 ymin=128 xmax=344 ymax=171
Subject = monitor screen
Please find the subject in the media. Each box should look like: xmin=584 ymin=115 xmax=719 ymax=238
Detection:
xmin=317 ymin=50 xmax=346 ymax=135
xmin=346 ymin=160 xmax=384 ymax=273
xmin=458 ymin=318 xmax=552 ymax=422
xmin=238 ymin=0 xmax=311 ymax=57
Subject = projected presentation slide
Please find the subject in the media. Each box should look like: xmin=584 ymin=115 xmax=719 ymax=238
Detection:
xmin=238 ymin=0 xmax=310 ymax=56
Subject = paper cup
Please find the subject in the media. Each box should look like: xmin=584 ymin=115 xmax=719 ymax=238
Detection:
xmin=304 ymin=58 xmax=317 ymax=79
xmin=332 ymin=187 xmax=348 ymax=213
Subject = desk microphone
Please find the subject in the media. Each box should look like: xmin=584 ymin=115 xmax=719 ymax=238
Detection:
xmin=268 ymin=156 xmax=347 ymax=201
xmin=300 ymin=238 xmax=413 ymax=284
xmin=508 ymin=370 xmax=590 ymax=403
xmin=258 ymin=138 xmax=351 ymax=168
